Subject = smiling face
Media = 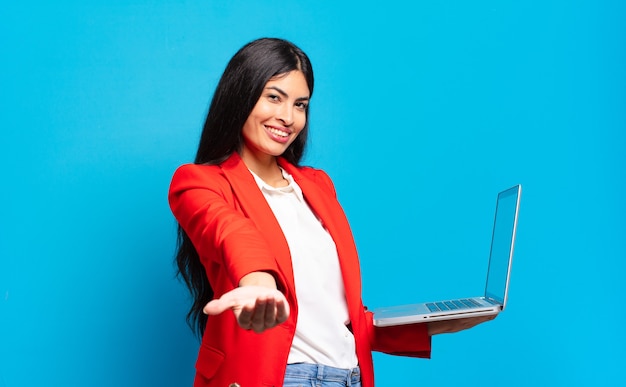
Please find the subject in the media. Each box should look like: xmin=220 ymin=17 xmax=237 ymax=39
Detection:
xmin=240 ymin=70 xmax=310 ymax=169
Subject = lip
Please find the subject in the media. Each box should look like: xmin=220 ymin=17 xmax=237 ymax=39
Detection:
xmin=264 ymin=125 xmax=292 ymax=144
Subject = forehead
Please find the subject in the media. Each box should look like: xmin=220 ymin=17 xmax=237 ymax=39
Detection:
xmin=266 ymin=71 xmax=310 ymax=97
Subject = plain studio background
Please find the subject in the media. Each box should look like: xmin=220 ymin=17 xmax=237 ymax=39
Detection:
xmin=1 ymin=1 xmax=624 ymax=386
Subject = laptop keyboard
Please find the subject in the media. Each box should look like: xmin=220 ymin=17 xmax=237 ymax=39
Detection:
xmin=426 ymin=298 xmax=482 ymax=312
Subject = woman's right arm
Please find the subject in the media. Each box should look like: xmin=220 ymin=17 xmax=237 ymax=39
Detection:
xmin=169 ymin=164 xmax=282 ymax=286
xmin=168 ymin=164 xmax=289 ymax=332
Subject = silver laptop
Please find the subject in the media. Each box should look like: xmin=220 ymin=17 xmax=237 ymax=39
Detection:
xmin=372 ymin=184 xmax=522 ymax=327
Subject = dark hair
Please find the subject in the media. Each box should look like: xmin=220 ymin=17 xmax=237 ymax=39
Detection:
xmin=176 ymin=38 xmax=315 ymax=338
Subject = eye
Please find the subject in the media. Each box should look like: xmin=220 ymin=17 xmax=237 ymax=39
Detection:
xmin=267 ymin=94 xmax=280 ymax=102
xmin=295 ymin=101 xmax=308 ymax=111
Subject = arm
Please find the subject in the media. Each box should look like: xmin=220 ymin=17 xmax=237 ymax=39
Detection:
xmin=427 ymin=314 xmax=497 ymax=335
xmin=169 ymin=165 xmax=289 ymax=332
xmin=169 ymin=164 xmax=284 ymax=287
xmin=367 ymin=310 xmax=432 ymax=358
xmin=302 ymin=169 xmax=435 ymax=356
xmin=367 ymin=311 xmax=498 ymax=358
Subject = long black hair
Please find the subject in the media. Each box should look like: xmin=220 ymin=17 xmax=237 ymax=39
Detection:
xmin=175 ymin=38 xmax=315 ymax=338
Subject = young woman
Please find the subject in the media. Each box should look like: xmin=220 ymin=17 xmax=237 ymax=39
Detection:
xmin=169 ymin=37 xmax=493 ymax=387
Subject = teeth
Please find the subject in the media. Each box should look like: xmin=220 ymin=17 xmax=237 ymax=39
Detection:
xmin=266 ymin=126 xmax=289 ymax=137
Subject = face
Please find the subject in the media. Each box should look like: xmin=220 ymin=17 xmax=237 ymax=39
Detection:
xmin=240 ymin=70 xmax=310 ymax=165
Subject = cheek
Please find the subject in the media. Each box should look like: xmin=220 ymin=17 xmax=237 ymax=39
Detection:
xmin=295 ymin=112 xmax=307 ymax=132
xmin=242 ymin=107 xmax=268 ymax=136
xmin=253 ymin=102 xmax=275 ymax=119
xmin=241 ymin=118 xmax=255 ymax=139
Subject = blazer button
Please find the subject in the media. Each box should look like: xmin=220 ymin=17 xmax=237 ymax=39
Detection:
xmin=229 ymin=384 xmax=240 ymax=387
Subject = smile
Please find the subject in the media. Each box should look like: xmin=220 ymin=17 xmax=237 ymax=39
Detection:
xmin=265 ymin=126 xmax=291 ymax=138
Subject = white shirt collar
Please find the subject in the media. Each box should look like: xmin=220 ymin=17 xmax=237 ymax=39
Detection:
xmin=249 ymin=168 xmax=305 ymax=202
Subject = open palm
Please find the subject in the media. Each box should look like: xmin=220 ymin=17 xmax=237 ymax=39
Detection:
xmin=204 ymin=286 xmax=290 ymax=333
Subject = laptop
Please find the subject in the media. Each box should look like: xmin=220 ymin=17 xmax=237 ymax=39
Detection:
xmin=372 ymin=184 xmax=522 ymax=327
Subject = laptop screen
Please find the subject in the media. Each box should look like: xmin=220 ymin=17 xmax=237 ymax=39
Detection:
xmin=484 ymin=185 xmax=521 ymax=306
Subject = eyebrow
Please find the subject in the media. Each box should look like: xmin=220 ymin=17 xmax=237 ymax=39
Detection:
xmin=266 ymin=86 xmax=310 ymax=101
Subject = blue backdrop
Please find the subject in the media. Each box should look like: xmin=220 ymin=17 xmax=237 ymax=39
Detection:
xmin=1 ymin=1 xmax=624 ymax=386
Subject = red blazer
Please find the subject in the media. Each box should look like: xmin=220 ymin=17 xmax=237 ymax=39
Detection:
xmin=169 ymin=153 xmax=431 ymax=387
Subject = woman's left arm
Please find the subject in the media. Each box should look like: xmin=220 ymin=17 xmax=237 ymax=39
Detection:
xmin=365 ymin=311 xmax=432 ymax=358
xmin=366 ymin=311 xmax=497 ymax=357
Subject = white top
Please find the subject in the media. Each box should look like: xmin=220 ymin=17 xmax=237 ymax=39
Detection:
xmin=250 ymin=168 xmax=358 ymax=369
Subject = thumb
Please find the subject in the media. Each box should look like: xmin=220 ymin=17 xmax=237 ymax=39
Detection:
xmin=203 ymin=298 xmax=234 ymax=316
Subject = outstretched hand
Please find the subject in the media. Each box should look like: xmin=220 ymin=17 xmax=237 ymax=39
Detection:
xmin=203 ymin=286 xmax=290 ymax=334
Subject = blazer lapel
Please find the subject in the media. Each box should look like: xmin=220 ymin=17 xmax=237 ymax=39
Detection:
xmin=279 ymin=159 xmax=363 ymax=312
xmin=220 ymin=154 xmax=296 ymax=295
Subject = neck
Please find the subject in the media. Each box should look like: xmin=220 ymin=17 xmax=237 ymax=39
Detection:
xmin=239 ymin=151 xmax=287 ymax=188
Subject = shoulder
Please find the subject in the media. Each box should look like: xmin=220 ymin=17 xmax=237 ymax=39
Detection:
xmin=172 ymin=163 xmax=222 ymax=179
xmin=283 ymin=162 xmax=337 ymax=197
xmin=298 ymin=166 xmax=333 ymax=185
xmin=171 ymin=163 xmax=224 ymax=182
xmin=169 ymin=163 xmax=231 ymax=195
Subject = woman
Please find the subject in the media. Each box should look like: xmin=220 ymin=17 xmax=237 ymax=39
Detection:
xmin=169 ymin=37 xmax=492 ymax=387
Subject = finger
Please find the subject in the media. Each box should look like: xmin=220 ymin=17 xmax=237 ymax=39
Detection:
xmin=203 ymin=298 xmax=235 ymax=315
xmin=263 ymin=297 xmax=277 ymax=327
xmin=250 ymin=297 xmax=268 ymax=333
xmin=237 ymin=303 xmax=255 ymax=329
xmin=275 ymin=298 xmax=289 ymax=324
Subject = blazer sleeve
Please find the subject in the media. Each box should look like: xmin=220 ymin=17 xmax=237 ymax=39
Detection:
xmin=168 ymin=164 xmax=283 ymax=289
xmin=366 ymin=311 xmax=432 ymax=358
xmin=294 ymin=165 xmax=432 ymax=358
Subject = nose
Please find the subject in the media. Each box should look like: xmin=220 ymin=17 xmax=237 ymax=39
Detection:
xmin=276 ymin=103 xmax=294 ymax=127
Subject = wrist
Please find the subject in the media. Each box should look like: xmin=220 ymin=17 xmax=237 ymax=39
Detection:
xmin=239 ymin=271 xmax=277 ymax=289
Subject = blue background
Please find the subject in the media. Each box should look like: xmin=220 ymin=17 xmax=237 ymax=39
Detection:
xmin=1 ymin=1 xmax=624 ymax=386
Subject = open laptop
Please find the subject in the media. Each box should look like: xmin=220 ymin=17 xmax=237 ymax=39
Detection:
xmin=372 ymin=184 xmax=521 ymax=327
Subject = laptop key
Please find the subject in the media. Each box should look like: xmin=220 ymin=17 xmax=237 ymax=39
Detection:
xmin=458 ymin=299 xmax=471 ymax=308
xmin=463 ymin=298 xmax=481 ymax=307
xmin=452 ymin=300 xmax=468 ymax=309
xmin=426 ymin=303 xmax=439 ymax=312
